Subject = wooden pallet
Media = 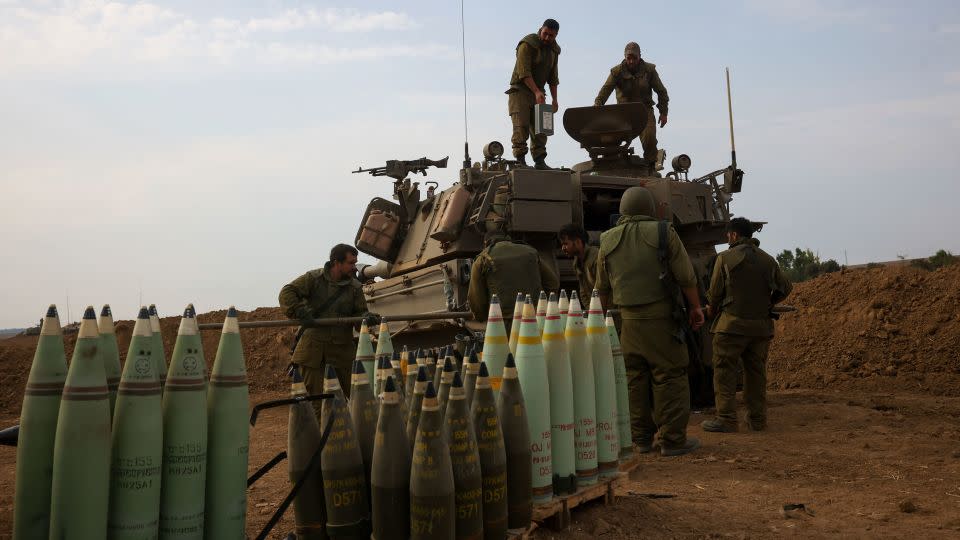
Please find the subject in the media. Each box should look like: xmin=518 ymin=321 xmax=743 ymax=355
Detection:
xmin=508 ymin=453 xmax=641 ymax=538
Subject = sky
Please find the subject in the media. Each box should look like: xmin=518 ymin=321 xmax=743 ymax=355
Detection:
xmin=1 ymin=0 xmax=959 ymax=327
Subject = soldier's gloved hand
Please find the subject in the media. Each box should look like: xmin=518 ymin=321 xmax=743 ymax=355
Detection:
xmin=295 ymin=307 xmax=314 ymax=326
xmin=362 ymin=312 xmax=382 ymax=327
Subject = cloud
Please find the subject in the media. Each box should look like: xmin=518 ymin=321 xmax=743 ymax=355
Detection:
xmin=0 ymin=1 xmax=438 ymax=75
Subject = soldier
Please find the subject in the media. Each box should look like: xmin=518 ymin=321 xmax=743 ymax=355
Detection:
xmin=468 ymin=226 xmax=559 ymax=333
xmin=279 ymin=243 xmax=372 ymax=406
xmin=701 ymin=218 xmax=793 ymax=433
xmin=594 ymin=42 xmax=669 ymax=163
xmin=558 ymin=223 xmax=599 ymax=305
xmin=595 ymin=187 xmax=704 ymax=457
xmin=507 ymin=18 xmax=560 ymax=170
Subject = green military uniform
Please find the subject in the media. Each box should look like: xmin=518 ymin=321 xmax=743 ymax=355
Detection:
xmin=507 ymin=33 xmax=560 ymax=160
xmin=596 ymin=215 xmax=696 ymax=448
xmin=573 ymin=244 xmax=600 ymax=305
xmin=594 ymin=60 xmax=668 ymax=161
xmin=468 ymin=238 xmax=559 ymax=332
xmin=279 ymin=262 xmax=368 ymax=410
xmin=708 ymin=238 xmax=792 ymax=429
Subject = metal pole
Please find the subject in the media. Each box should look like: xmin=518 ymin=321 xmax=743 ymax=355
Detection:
xmin=726 ymin=67 xmax=737 ymax=171
xmin=196 ymin=311 xmax=473 ymax=331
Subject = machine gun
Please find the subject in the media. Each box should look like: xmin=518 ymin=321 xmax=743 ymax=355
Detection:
xmin=353 ymin=157 xmax=449 ymax=181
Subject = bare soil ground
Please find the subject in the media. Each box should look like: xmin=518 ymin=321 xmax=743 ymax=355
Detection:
xmin=1 ymin=263 xmax=959 ymax=538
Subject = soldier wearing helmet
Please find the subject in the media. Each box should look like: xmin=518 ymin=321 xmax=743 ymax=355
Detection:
xmin=594 ymin=42 xmax=669 ymax=163
xmin=596 ymin=186 xmax=704 ymax=457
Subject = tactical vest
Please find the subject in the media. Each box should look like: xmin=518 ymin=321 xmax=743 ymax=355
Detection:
xmin=509 ymin=34 xmax=559 ymax=91
xmin=302 ymin=269 xmax=363 ymax=344
xmin=484 ymin=240 xmax=543 ymax=308
xmin=613 ymin=61 xmax=656 ymax=107
xmin=718 ymin=241 xmax=775 ymax=319
xmin=599 ymin=217 xmax=667 ymax=306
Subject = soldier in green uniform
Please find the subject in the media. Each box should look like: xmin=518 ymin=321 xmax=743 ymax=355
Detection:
xmin=507 ymin=18 xmax=560 ymax=170
xmin=279 ymin=243 xmax=370 ymax=409
xmin=701 ymin=218 xmax=792 ymax=433
xmin=559 ymin=223 xmax=599 ymax=305
xmin=594 ymin=42 xmax=669 ymax=163
xmin=596 ymin=187 xmax=704 ymax=457
xmin=468 ymin=226 xmax=559 ymax=333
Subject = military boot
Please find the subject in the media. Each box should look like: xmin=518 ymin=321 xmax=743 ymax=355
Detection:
xmin=534 ymin=156 xmax=552 ymax=170
xmin=701 ymin=418 xmax=738 ymax=433
xmin=660 ymin=436 xmax=701 ymax=457
xmin=514 ymin=155 xmax=528 ymax=167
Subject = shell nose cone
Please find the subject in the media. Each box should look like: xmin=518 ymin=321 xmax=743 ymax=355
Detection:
xmin=289 ymin=364 xmax=303 ymax=382
xmin=324 ymin=364 xmax=337 ymax=379
xmin=227 ymin=306 xmax=238 ymax=318
xmin=416 ymin=365 xmax=428 ymax=381
xmin=82 ymin=306 xmax=96 ymax=319
xmin=479 ymin=362 xmax=489 ymax=377
xmin=505 ymin=353 xmax=516 ymax=368
xmin=100 ymin=304 xmax=112 ymax=317
xmin=452 ymin=371 xmax=463 ymax=388
xmin=46 ymin=304 xmax=58 ymax=318
xmin=183 ymin=304 xmax=196 ymax=318
xmin=148 ymin=304 xmax=158 ymax=316
xmin=352 ymin=359 xmax=366 ymax=375
xmin=384 ymin=376 xmax=397 ymax=392
xmin=137 ymin=307 xmax=150 ymax=319
xmin=424 ymin=381 xmax=437 ymax=399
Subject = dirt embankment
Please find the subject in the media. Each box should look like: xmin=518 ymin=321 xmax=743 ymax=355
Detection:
xmin=770 ymin=262 xmax=960 ymax=395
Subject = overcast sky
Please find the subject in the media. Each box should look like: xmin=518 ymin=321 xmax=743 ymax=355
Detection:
xmin=1 ymin=0 xmax=959 ymax=327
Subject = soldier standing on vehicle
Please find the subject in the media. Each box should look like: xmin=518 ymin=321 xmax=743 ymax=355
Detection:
xmin=468 ymin=220 xmax=559 ymax=333
xmin=559 ymin=223 xmax=599 ymax=305
xmin=507 ymin=18 xmax=560 ymax=170
xmin=279 ymin=243 xmax=372 ymax=408
xmin=594 ymin=42 xmax=669 ymax=163
xmin=595 ymin=187 xmax=704 ymax=457
xmin=701 ymin=218 xmax=793 ymax=433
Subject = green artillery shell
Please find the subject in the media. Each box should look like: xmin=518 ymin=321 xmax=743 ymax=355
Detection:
xmin=480 ymin=294 xmax=509 ymax=399
xmin=98 ymin=305 xmax=122 ymax=418
xmin=356 ymin=320 xmax=376 ymax=388
xmin=514 ymin=300 xmax=553 ymax=504
xmin=148 ymin=304 xmax=167 ymax=391
xmin=437 ymin=355 xmax=456 ymax=423
xmin=14 ymin=305 xmax=67 ymax=540
xmin=49 ymin=306 xmax=111 ymax=538
xmin=565 ymin=293 xmax=598 ymax=486
xmin=159 ymin=304 xmax=208 ymax=538
xmin=287 ymin=366 xmax=327 ymax=539
xmin=432 ymin=346 xmax=448 ymax=390
xmin=371 ymin=376 xmax=411 ymax=540
xmin=204 ymin=306 xmax=250 ymax=538
xmin=542 ymin=294 xmax=576 ymax=495
xmin=410 ymin=382 xmax=456 ymax=540
xmin=587 ymin=291 xmax=620 ymax=478
xmin=463 ymin=352 xmax=480 ymax=410
xmin=497 ymin=354 xmax=532 ymax=530
xmin=406 ymin=349 xmax=424 ymax=411
xmin=374 ymin=322 xmax=394 ymax=388
xmin=535 ymin=291 xmax=548 ymax=335
xmin=507 ymin=293 xmax=524 ymax=357
xmin=109 ymin=307 xmax=163 ymax=539
xmin=558 ymin=291 xmax=569 ymax=333
xmin=470 ymin=362 xmax=508 ymax=540
xmin=320 ymin=365 xmax=370 ymax=538
xmin=375 ymin=354 xmax=393 ymax=401
xmin=607 ymin=312 xmax=633 ymax=460
xmin=406 ymin=365 xmax=429 ymax=454
xmin=350 ymin=359 xmax=378 ymax=502
xmin=445 ymin=373 xmax=483 ymax=540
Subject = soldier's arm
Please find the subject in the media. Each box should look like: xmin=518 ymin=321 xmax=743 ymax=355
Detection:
xmin=467 ymin=258 xmax=490 ymax=323
xmin=707 ymin=255 xmax=725 ymax=310
xmin=515 ymin=43 xmax=543 ymax=99
xmin=549 ymin=59 xmax=559 ymax=108
xmin=595 ymin=251 xmax=613 ymax=312
xmin=539 ymin=256 xmax=560 ymax=293
xmin=668 ymin=228 xmax=704 ymax=327
xmin=594 ymin=71 xmax=616 ymax=106
xmin=771 ymin=260 xmax=793 ymax=304
xmin=650 ymin=66 xmax=669 ymax=115
xmin=279 ymin=272 xmax=313 ymax=319
xmin=352 ymin=281 xmax=369 ymax=316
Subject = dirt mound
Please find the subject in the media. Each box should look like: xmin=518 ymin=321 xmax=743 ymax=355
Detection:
xmin=0 ymin=307 xmax=297 ymax=416
xmin=770 ymin=262 xmax=960 ymax=394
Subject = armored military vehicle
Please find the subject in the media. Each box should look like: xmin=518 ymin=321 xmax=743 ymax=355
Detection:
xmin=353 ymin=103 xmax=745 ymax=403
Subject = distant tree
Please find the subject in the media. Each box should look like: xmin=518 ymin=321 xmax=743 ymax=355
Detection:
xmin=911 ymin=249 xmax=957 ymax=271
xmin=776 ymin=247 xmax=841 ymax=282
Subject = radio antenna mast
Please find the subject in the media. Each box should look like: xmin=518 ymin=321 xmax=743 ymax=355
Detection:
xmin=725 ymin=67 xmax=737 ymax=172
xmin=460 ymin=0 xmax=471 ymax=169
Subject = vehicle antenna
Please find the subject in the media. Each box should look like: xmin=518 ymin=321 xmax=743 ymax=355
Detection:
xmin=725 ymin=67 xmax=736 ymax=173
xmin=460 ymin=0 xmax=471 ymax=169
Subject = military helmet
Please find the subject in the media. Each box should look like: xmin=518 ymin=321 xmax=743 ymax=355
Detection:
xmin=619 ymin=186 xmax=655 ymax=217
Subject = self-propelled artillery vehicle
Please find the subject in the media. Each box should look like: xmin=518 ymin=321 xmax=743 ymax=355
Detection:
xmin=353 ymin=103 xmax=747 ymax=403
